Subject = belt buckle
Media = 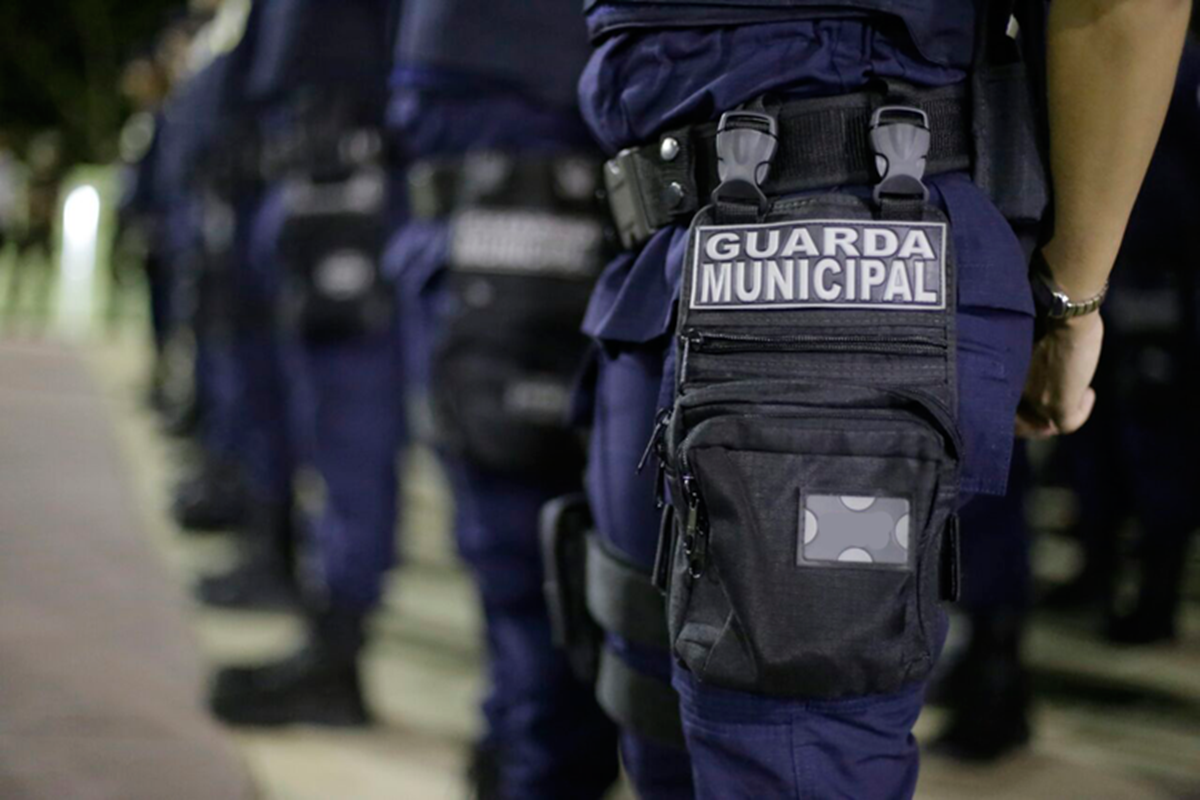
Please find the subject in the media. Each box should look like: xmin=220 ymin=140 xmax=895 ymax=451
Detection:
xmin=603 ymin=148 xmax=654 ymax=250
xmin=870 ymin=106 xmax=931 ymax=204
xmin=712 ymin=109 xmax=778 ymax=211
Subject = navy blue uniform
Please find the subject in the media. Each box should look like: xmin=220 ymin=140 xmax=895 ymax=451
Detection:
xmin=157 ymin=55 xmax=262 ymax=493
xmin=579 ymin=6 xmax=1035 ymax=797
xmin=385 ymin=2 xmax=619 ymax=796
xmin=241 ymin=0 xmax=404 ymax=615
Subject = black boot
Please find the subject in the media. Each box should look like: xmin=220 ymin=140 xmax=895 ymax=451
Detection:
xmin=209 ymin=608 xmax=370 ymax=727
xmin=194 ymin=505 xmax=298 ymax=610
xmin=171 ymin=461 xmax=249 ymax=532
xmin=1106 ymin=539 xmax=1187 ymax=646
xmin=194 ymin=554 xmax=299 ymax=610
xmin=932 ymin=612 xmax=1031 ymax=762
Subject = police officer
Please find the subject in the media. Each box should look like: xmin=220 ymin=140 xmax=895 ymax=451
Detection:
xmin=153 ymin=46 xmax=256 ymax=538
xmin=385 ymin=1 xmax=620 ymax=795
xmin=116 ymin=54 xmax=172 ymax=409
xmin=164 ymin=9 xmax=300 ymax=612
xmin=578 ymin=0 xmax=1191 ymax=796
xmin=206 ymin=0 xmax=405 ymax=727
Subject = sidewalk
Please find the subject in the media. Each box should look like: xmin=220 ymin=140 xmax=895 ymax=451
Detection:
xmin=0 ymin=340 xmax=255 ymax=800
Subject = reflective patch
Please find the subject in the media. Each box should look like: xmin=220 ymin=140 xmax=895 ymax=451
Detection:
xmin=282 ymin=170 xmax=386 ymax=216
xmin=502 ymin=376 xmax=572 ymax=422
xmin=799 ymin=494 xmax=911 ymax=567
xmin=690 ymin=219 xmax=947 ymax=311
xmin=450 ymin=210 xmax=605 ymax=278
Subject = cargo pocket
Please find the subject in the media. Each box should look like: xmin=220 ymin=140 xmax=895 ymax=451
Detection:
xmin=666 ymin=381 xmax=959 ymax=699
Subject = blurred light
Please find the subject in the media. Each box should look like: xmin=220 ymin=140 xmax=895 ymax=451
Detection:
xmin=62 ymin=185 xmax=101 ymax=281
xmin=57 ymin=184 xmax=102 ymax=336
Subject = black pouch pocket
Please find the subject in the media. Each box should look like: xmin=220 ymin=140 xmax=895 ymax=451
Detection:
xmin=662 ymin=194 xmax=962 ymax=699
xmin=666 ymin=381 xmax=959 ymax=698
xmin=277 ymin=168 xmax=393 ymax=341
xmin=430 ymin=208 xmax=605 ymax=478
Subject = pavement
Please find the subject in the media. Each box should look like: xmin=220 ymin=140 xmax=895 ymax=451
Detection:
xmin=2 ymin=325 xmax=1198 ymax=800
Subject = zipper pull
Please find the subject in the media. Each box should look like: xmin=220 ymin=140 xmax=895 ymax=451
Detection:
xmin=636 ymin=408 xmax=672 ymax=474
xmin=679 ymin=330 xmax=704 ymax=387
xmin=681 ymin=471 xmax=708 ymax=579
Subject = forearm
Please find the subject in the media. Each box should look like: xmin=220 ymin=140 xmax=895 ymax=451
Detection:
xmin=1041 ymin=0 xmax=1192 ymax=298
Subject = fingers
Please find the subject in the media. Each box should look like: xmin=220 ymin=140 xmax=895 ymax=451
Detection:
xmin=1053 ymin=386 xmax=1096 ymax=434
xmin=1015 ymin=397 xmax=1058 ymax=439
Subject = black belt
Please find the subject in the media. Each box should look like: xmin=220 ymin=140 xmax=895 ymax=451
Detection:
xmin=260 ymin=127 xmax=384 ymax=182
xmin=406 ymin=152 xmax=607 ymax=221
xmin=604 ymin=82 xmax=972 ymax=249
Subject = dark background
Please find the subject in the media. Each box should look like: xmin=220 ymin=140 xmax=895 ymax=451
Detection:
xmin=0 ymin=0 xmax=182 ymax=161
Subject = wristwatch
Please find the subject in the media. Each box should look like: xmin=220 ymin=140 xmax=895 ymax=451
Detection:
xmin=1029 ymin=249 xmax=1108 ymax=320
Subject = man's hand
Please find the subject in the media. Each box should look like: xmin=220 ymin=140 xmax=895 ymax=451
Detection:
xmin=1015 ymin=313 xmax=1104 ymax=439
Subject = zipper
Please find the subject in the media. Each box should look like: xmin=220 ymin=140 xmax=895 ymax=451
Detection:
xmin=637 ymin=408 xmax=674 ymax=510
xmin=683 ymin=329 xmax=947 ymax=357
xmin=681 ymin=329 xmax=947 ymax=387
xmin=680 ymin=463 xmax=709 ymax=579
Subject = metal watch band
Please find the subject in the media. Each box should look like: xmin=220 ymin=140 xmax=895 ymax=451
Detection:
xmin=1030 ymin=250 xmax=1108 ymax=320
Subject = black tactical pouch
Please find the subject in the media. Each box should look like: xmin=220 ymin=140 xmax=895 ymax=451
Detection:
xmin=423 ymin=155 xmax=608 ymax=478
xmin=659 ymin=177 xmax=963 ymax=698
xmin=277 ymin=167 xmax=393 ymax=342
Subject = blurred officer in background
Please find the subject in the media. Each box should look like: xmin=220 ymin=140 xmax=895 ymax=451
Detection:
xmin=153 ymin=16 xmax=253 ymax=533
xmin=6 ymin=130 xmax=64 ymax=334
xmin=156 ymin=8 xmax=301 ymax=611
xmin=116 ymin=53 xmax=173 ymax=407
xmin=207 ymin=0 xmax=405 ymax=727
xmin=0 ymin=132 xmax=20 ymax=268
xmin=575 ymin=0 xmax=1191 ymax=798
xmin=385 ymin=1 xmax=620 ymax=796
xmin=1051 ymin=26 xmax=1200 ymax=646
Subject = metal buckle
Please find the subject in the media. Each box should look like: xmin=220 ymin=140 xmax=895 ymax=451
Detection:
xmin=870 ymin=106 xmax=931 ymax=204
xmin=712 ymin=110 xmax=778 ymax=210
xmin=603 ymin=148 xmax=654 ymax=250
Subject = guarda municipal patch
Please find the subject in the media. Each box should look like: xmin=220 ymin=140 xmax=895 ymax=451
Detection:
xmin=690 ymin=219 xmax=948 ymax=311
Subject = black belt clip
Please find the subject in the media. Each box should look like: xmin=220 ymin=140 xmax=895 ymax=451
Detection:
xmin=712 ymin=109 xmax=778 ymax=214
xmin=870 ymin=106 xmax=931 ymax=205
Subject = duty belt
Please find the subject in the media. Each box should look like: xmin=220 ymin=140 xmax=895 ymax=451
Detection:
xmin=603 ymin=82 xmax=972 ymax=249
xmin=406 ymin=152 xmax=606 ymax=221
xmin=260 ymin=126 xmax=385 ymax=182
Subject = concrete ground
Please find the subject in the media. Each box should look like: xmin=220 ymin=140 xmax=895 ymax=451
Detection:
xmin=2 ymin=249 xmax=1198 ymax=799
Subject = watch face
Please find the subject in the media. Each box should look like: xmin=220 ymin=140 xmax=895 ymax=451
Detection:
xmin=1050 ymin=289 xmax=1071 ymax=318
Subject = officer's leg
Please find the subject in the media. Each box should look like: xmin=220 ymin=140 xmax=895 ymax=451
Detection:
xmin=933 ymin=447 xmax=1032 ymax=760
xmin=209 ymin=326 xmax=403 ymax=727
xmin=1108 ymin=416 xmax=1198 ymax=644
xmin=172 ymin=329 xmax=251 ymax=532
xmin=447 ymin=460 xmax=619 ymax=800
xmin=196 ymin=196 xmax=298 ymax=610
xmin=195 ymin=325 xmax=298 ymax=609
xmin=676 ymin=673 xmax=926 ymax=800
xmin=302 ymin=329 xmax=405 ymax=616
xmin=1043 ymin=388 xmax=1125 ymax=610
xmin=587 ymin=342 xmax=696 ymax=798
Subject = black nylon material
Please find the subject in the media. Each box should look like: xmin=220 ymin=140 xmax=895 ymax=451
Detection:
xmin=660 ymin=195 xmax=962 ymax=699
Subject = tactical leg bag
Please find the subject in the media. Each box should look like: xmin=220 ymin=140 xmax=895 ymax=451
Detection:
xmin=660 ymin=194 xmax=963 ymax=699
xmin=430 ymin=207 xmax=603 ymax=478
xmin=277 ymin=168 xmax=394 ymax=342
